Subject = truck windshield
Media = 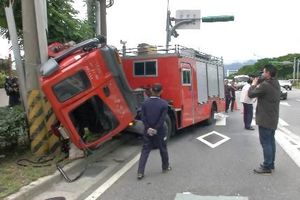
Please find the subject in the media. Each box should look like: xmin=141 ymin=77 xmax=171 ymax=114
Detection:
xmin=53 ymin=70 xmax=91 ymax=102
xmin=69 ymin=95 xmax=119 ymax=144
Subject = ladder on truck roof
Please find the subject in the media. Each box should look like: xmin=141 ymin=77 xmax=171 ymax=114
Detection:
xmin=120 ymin=44 xmax=223 ymax=65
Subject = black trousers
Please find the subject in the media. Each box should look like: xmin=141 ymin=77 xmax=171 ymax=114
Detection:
xmin=230 ymin=97 xmax=235 ymax=111
xmin=225 ymin=97 xmax=231 ymax=112
xmin=243 ymin=103 xmax=253 ymax=129
xmin=137 ymin=133 xmax=169 ymax=175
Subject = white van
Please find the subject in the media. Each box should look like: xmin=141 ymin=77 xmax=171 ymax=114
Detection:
xmin=233 ymin=75 xmax=249 ymax=90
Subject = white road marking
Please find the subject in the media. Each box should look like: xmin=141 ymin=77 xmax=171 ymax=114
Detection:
xmin=279 ymin=118 xmax=289 ymax=126
xmin=197 ymin=131 xmax=230 ymax=148
xmin=280 ymin=102 xmax=291 ymax=106
xmin=275 ymin=128 xmax=300 ymax=168
xmin=216 ymin=117 xmax=226 ymax=126
xmin=84 ymin=153 xmax=140 ymax=200
xmin=250 ymin=118 xmax=288 ymax=127
xmin=296 ymin=99 xmax=300 ymax=102
xmin=175 ymin=193 xmax=248 ymax=200
xmin=215 ymin=113 xmax=228 ymax=126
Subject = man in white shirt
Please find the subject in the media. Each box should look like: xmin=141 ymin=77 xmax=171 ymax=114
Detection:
xmin=240 ymin=76 xmax=256 ymax=130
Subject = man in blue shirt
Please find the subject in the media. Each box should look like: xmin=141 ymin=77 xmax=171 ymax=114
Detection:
xmin=137 ymin=83 xmax=171 ymax=179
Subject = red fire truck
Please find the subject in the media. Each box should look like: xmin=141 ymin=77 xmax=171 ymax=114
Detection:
xmin=40 ymin=37 xmax=225 ymax=149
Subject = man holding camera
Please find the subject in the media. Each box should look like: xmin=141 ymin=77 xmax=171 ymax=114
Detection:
xmin=248 ymin=64 xmax=281 ymax=175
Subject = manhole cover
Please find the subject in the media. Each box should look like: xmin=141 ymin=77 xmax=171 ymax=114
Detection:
xmin=202 ymin=134 xmax=225 ymax=144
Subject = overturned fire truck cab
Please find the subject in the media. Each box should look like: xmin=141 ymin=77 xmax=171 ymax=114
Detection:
xmin=40 ymin=37 xmax=138 ymax=149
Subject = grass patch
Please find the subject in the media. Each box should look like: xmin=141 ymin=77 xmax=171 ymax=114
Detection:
xmin=0 ymin=147 xmax=64 ymax=199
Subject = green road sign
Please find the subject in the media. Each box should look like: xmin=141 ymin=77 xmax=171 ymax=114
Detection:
xmin=202 ymin=15 xmax=234 ymax=23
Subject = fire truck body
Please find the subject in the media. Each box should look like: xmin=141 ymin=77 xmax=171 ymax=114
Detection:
xmin=122 ymin=45 xmax=225 ymax=133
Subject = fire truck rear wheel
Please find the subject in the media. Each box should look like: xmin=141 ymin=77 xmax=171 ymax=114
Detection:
xmin=206 ymin=105 xmax=217 ymax=125
xmin=165 ymin=115 xmax=174 ymax=141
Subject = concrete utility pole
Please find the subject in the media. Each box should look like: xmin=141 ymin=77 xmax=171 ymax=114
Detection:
xmin=22 ymin=0 xmax=40 ymax=90
xmin=22 ymin=0 xmax=51 ymax=156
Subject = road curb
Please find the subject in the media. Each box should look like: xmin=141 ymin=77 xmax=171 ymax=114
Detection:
xmin=4 ymin=135 xmax=129 ymax=200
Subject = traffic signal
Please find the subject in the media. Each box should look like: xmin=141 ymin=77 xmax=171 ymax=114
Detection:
xmin=202 ymin=15 xmax=234 ymax=23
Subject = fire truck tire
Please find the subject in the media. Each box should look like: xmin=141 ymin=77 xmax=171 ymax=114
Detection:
xmin=205 ymin=105 xmax=217 ymax=125
xmin=165 ymin=114 xmax=174 ymax=141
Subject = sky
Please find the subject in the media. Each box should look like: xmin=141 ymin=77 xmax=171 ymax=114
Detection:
xmin=103 ymin=0 xmax=300 ymax=64
xmin=1 ymin=0 xmax=300 ymax=64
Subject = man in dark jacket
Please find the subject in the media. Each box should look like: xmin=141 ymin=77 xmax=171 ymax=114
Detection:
xmin=229 ymin=81 xmax=237 ymax=112
xmin=4 ymin=76 xmax=20 ymax=107
xmin=248 ymin=64 xmax=280 ymax=175
xmin=224 ymin=80 xmax=231 ymax=113
xmin=137 ymin=83 xmax=171 ymax=179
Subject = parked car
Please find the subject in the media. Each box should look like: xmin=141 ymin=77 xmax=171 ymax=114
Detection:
xmin=279 ymin=80 xmax=292 ymax=90
xmin=280 ymin=86 xmax=288 ymax=100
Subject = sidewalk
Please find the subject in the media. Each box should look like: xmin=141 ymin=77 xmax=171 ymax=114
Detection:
xmin=4 ymin=133 xmax=138 ymax=200
xmin=0 ymin=89 xmax=8 ymax=107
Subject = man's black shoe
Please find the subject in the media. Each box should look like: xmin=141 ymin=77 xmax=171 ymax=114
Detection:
xmin=137 ymin=173 xmax=144 ymax=180
xmin=260 ymin=164 xmax=275 ymax=170
xmin=162 ymin=166 xmax=172 ymax=173
xmin=245 ymin=127 xmax=255 ymax=130
xmin=253 ymin=167 xmax=272 ymax=175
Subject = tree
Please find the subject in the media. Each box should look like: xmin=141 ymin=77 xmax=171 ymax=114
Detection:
xmin=0 ymin=0 xmax=94 ymax=44
xmin=236 ymin=54 xmax=300 ymax=79
xmin=0 ymin=0 xmax=22 ymax=39
xmin=47 ymin=0 xmax=94 ymax=43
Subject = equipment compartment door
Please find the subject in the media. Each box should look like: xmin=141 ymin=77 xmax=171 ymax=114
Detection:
xmin=180 ymin=62 xmax=194 ymax=127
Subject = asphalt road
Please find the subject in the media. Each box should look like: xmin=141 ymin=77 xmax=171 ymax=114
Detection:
xmin=97 ymin=89 xmax=300 ymax=200
xmin=5 ymin=89 xmax=300 ymax=200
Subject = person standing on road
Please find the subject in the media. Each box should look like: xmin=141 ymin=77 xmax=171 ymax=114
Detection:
xmin=248 ymin=64 xmax=281 ymax=175
xmin=240 ymin=75 xmax=256 ymax=130
xmin=4 ymin=76 xmax=20 ymax=107
xmin=224 ymin=80 xmax=231 ymax=113
xmin=229 ymin=81 xmax=237 ymax=112
xmin=137 ymin=83 xmax=171 ymax=180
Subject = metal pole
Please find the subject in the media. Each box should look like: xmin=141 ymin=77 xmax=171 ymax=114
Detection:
xmin=293 ymin=57 xmax=296 ymax=83
xmin=95 ymin=0 xmax=101 ymax=35
xmin=165 ymin=0 xmax=171 ymax=51
xmin=99 ymin=0 xmax=107 ymax=38
xmin=297 ymin=59 xmax=299 ymax=85
xmin=166 ymin=11 xmax=171 ymax=51
xmin=5 ymin=5 xmax=28 ymax=111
